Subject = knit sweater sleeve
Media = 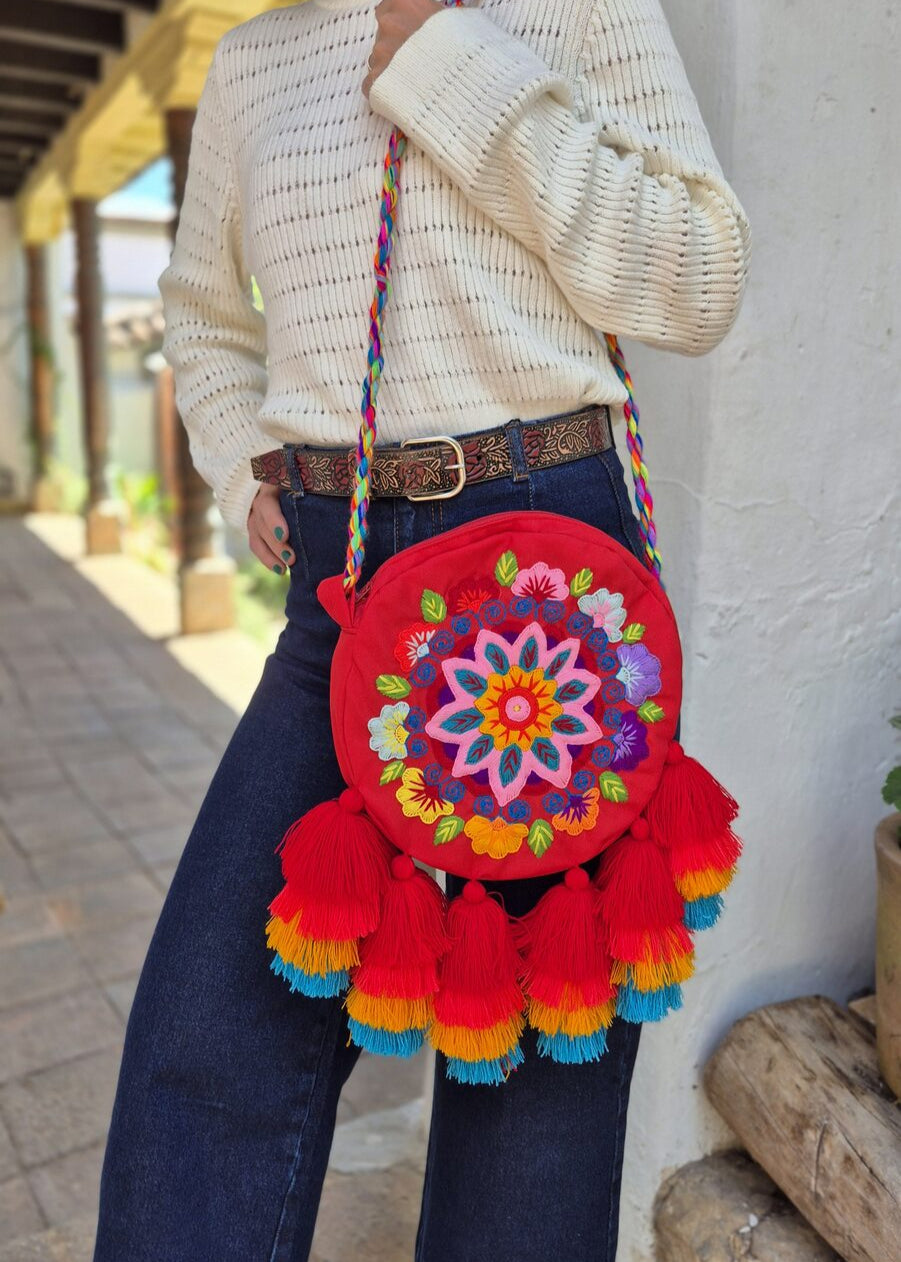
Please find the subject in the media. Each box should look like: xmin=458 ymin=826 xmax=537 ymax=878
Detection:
xmin=368 ymin=0 xmax=751 ymax=356
xmin=157 ymin=43 xmax=267 ymax=532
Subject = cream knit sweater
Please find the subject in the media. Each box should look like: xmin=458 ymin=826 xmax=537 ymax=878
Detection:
xmin=158 ymin=0 xmax=751 ymax=531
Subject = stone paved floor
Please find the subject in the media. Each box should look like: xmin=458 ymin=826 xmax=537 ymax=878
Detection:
xmin=0 ymin=515 xmax=427 ymax=1261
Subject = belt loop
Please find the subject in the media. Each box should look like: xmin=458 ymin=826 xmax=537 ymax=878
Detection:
xmin=504 ymin=418 xmax=530 ymax=483
xmin=284 ymin=443 xmax=305 ymax=498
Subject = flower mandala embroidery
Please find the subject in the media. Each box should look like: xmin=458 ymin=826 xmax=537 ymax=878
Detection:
xmin=394 ymin=622 xmax=437 ymax=670
xmin=615 ymin=643 xmax=662 ymax=706
xmin=368 ymin=702 xmax=410 ymax=761
xmin=578 ymin=587 xmax=627 ymax=642
xmin=395 ymin=767 xmax=453 ymax=824
xmin=552 ymin=786 xmax=600 ymax=836
xmin=511 ymin=561 xmax=568 ymax=603
xmin=425 ymin=622 xmax=602 ymax=806
xmin=464 ymin=815 xmax=528 ymax=859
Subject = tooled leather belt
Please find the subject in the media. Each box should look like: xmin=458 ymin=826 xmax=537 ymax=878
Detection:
xmin=250 ymin=403 xmax=613 ymax=500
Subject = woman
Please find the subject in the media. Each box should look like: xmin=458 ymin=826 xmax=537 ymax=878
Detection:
xmin=94 ymin=1 xmax=750 ymax=1258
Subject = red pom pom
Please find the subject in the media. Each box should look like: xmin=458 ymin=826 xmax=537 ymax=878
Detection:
xmin=514 ymin=870 xmax=615 ymax=1010
xmin=271 ymin=795 xmax=392 ymax=941
xmin=593 ymin=829 xmax=689 ymax=963
xmin=350 ymin=858 xmax=448 ymax=1001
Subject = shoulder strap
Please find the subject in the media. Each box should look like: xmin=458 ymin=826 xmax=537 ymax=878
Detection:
xmin=344 ymin=0 xmax=662 ymax=591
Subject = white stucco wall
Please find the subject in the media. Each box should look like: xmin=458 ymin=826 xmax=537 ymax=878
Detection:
xmin=617 ymin=4 xmax=900 ymax=1258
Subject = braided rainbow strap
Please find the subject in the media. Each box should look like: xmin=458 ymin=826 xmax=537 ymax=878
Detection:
xmin=344 ymin=0 xmax=661 ymax=588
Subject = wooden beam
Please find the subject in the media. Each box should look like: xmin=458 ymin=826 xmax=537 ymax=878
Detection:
xmin=72 ymin=197 xmax=112 ymax=507
xmin=0 ymin=111 xmax=59 ymax=139
xmin=165 ymin=104 xmax=214 ymax=565
xmin=0 ymin=2 xmax=125 ymax=57
xmin=0 ymin=137 xmax=47 ymax=157
xmin=704 ymin=996 xmax=901 ymax=1262
xmin=0 ymin=78 xmax=81 ymax=116
xmin=0 ymin=38 xmax=101 ymax=87
xmin=52 ymin=0 xmax=159 ymax=12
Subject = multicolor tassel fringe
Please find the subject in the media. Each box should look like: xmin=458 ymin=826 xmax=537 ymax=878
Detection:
xmin=645 ymin=742 xmax=742 ymax=933
xmin=346 ymin=853 xmax=447 ymax=1057
xmin=266 ymin=745 xmax=742 ymax=1083
xmin=594 ymin=815 xmax=695 ymax=1023
xmin=430 ymin=881 xmax=525 ymax=1086
xmin=515 ymin=866 xmax=617 ymax=1064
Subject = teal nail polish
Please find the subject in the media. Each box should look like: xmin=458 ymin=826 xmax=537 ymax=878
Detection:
xmin=272 ymin=563 xmax=283 ymax=575
xmin=281 ymin=550 xmax=291 ymax=561
xmin=274 ymin=526 xmax=284 ymax=541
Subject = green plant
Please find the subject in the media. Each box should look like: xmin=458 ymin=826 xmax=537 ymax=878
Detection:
xmin=882 ymin=715 xmax=901 ymax=817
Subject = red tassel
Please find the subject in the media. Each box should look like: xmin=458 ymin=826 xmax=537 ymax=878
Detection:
xmin=593 ymin=819 xmax=691 ymax=963
xmin=514 ymin=868 xmax=615 ymax=1010
xmin=430 ymin=881 xmax=525 ymax=1081
xmin=644 ymin=741 xmax=739 ymax=850
xmin=350 ymin=855 xmax=448 ymax=1000
xmin=272 ymin=787 xmax=392 ymax=941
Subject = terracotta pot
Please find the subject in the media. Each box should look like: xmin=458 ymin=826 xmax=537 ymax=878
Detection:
xmin=875 ymin=812 xmax=901 ymax=1097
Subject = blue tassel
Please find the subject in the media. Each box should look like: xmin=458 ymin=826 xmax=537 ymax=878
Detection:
xmin=347 ymin=1019 xmax=424 ymax=1058
xmin=270 ymin=954 xmax=348 ymax=999
xmin=683 ymin=893 xmax=723 ymax=931
xmin=536 ymin=1029 xmax=609 ymax=1064
xmin=445 ymin=1044 xmax=525 ymax=1086
xmin=615 ymin=978 xmax=683 ymax=1023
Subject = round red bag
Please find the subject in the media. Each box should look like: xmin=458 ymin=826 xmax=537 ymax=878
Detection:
xmin=319 ymin=510 xmax=681 ymax=880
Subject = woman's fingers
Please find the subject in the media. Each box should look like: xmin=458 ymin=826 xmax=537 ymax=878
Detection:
xmin=248 ymin=485 xmax=295 ymax=574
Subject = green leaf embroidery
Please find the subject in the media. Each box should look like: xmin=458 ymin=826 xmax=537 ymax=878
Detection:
xmin=376 ymin=674 xmax=411 ymax=699
xmin=569 ymin=567 xmax=593 ymax=597
xmin=622 ymin=623 xmax=645 ymax=643
xmin=434 ymin=815 xmax=465 ymax=845
xmin=379 ymin=761 xmax=405 ymax=785
xmin=637 ymin=700 xmax=664 ymax=723
xmin=421 ymin=589 xmax=447 ymax=623
xmin=527 ymin=818 xmax=553 ymax=858
xmin=495 ymin=551 xmax=518 ymax=587
xmin=598 ymin=771 xmax=629 ymax=804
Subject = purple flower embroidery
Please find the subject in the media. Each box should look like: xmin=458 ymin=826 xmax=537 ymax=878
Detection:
xmin=615 ymin=643 xmax=662 ymax=707
xmin=611 ymin=711 xmax=649 ymax=771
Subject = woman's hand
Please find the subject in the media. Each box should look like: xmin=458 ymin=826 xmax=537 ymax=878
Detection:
xmin=362 ymin=0 xmax=445 ymax=99
xmin=247 ymin=484 xmax=295 ymax=575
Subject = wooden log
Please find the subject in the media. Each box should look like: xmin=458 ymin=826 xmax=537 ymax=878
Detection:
xmin=704 ymin=996 xmax=901 ymax=1262
xmin=654 ymin=1151 xmax=840 ymax=1262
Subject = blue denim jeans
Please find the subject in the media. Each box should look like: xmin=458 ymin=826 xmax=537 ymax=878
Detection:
xmin=94 ymin=421 xmax=651 ymax=1262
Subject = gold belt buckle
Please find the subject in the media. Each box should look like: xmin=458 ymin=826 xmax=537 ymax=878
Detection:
xmin=399 ymin=435 xmax=467 ymax=501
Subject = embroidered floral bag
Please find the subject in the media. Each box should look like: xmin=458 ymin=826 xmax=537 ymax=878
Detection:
xmin=265 ymin=2 xmax=742 ymax=1085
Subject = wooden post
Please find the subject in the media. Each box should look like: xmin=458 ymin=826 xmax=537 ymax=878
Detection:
xmin=71 ymin=196 xmax=121 ymax=553
xmin=165 ymin=105 xmax=234 ymax=633
xmin=24 ymin=242 xmax=57 ymax=510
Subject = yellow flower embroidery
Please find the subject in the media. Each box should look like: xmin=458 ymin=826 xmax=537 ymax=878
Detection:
xmin=464 ymin=815 xmax=528 ymax=860
xmin=474 ymin=665 xmax=562 ymax=751
xmin=395 ymin=768 xmax=453 ymax=825
xmin=552 ymin=787 xmax=600 ymax=837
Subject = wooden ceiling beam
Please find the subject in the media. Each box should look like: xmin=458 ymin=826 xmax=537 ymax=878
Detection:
xmin=0 ymin=39 xmax=102 ymax=87
xmin=0 ymin=2 xmax=125 ymax=58
xmin=51 ymin=0 xmax=159 ymax=12
xmin=0 ymin=109 xmax=61 ymax=138
xmin=0 ymin=79 xmax=81 ymax=116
